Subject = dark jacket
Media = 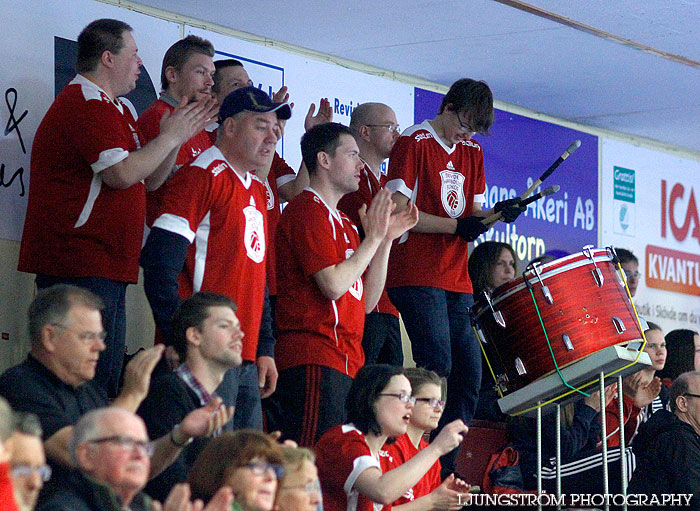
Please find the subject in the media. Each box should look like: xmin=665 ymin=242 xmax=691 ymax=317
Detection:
xmin=38 ymin=470 xmax=152 ymax=511
xmin=628 ymin=409 xmax=700 ymax=510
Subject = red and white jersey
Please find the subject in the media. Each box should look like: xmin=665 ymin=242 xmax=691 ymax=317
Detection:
xmin=137 ymin=96 xmax=213 ymax=226
xmin=316 ymin=424 xmax=388 ymax=511
xmin=385 ymin=120 xmax=486 ymax=293
xmin=253 ymin=152 xmax=296 ymax=296
xmin=381 ymin=433 xmax=441 ymax=505
xmin=338 ymin=161 xmax=398 ymax=317
xmin=152 ymin=145 xmax=267 ymax=361
xmin=18 ymin=74 xmax=145 ymax=283
xmin=275 ymin=189 xmax=365 ymax=377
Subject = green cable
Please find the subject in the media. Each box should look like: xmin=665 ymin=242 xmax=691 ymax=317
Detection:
xmin=527 ymin=287 xmax=590 ymax=398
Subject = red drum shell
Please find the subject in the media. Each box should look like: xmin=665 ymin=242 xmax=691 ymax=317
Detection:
xmin=472 ymin=248 xmax=642 ymax=394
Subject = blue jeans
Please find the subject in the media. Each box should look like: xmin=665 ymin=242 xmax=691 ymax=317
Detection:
xmin=217 ymin=362 xmax=263 ymax=430
xmin=36 ymin=274 xmax=126 ymax=398
xmin=388 ymin=286 xmax=481 ymax=474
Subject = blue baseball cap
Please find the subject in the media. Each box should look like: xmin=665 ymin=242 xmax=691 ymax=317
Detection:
xmin=219 ymin=86 xmax=292 ymax=122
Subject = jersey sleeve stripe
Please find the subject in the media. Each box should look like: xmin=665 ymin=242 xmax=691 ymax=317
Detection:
xmin=344 ymin=455 xmax=381 ymax=495
xmin=276 ymin=173 xmax=296 ymax=188
xmin=73 ymin=173 xmax=103 ymax=228
xmin=153 ymin=214 xmax=196 ymax=242
xmin=192 ymin=211 xmax=211 ymax=292
xmin=385 ymin=178 xmax=411 ymax=198
xmin=91 ymin=148 xmax=130 ymax=173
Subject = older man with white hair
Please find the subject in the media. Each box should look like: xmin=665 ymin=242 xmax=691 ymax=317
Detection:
xmin=39 ymin=407 xmax=233 ymax=511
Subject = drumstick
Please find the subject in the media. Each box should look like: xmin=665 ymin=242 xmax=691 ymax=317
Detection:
xmin=522 ymin=139 xmax=581 ymax=199
xmin=482 ymin=140 xmax=580 ymax=226
xmin=482 ymin=185 xmax=560 ymax=227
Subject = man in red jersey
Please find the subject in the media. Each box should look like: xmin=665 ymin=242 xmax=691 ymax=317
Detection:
xmin=211 ymin=59 xmax=331 ymax=309
xmin=339 ymin=102 xmax=403 ymax=366
xmin=138 ymin=35 xmax=218 ymax=226
xmin=17 ymin=19 xmax=216 ymax=397
xmin=140 ymin=86 xmax=291 ymax=430
xmin=274 ymin=122 xmax=418 ymax=446
xmin=385 ymin=79 xmax=524 ymax=476
xmin=210 ymin=60 xmax=331 ymax=432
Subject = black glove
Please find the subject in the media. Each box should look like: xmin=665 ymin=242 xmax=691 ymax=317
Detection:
xmin=494 ymin=198 xmax=526 ymax=223
xmin=455 ymin=216 xmax=488 ymax=241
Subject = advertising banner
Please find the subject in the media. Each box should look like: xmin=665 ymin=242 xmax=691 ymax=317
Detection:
xmin=601 ymin=138 xmax=700 ymax=332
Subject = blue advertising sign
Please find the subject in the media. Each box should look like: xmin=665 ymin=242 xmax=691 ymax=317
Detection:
xmin=414 ymin=88 xmax=598 ymax=264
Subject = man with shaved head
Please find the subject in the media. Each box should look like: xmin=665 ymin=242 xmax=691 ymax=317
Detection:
xmin=338 ymin=102 xmax=403 ymax=366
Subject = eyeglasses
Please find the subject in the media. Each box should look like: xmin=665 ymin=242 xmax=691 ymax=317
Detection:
xmin=89 ymin=436 xmax=154 ymax=457
xmin=280 ymin=479 xmax=322 ymax=495
xmin=365 ymin=124 xmax=401 ymax=134
xmin=414 ymin=397 xmax=446 ymax=409
xmin=455 ymin=110 xmax=476 ymax=133
xmin=379 ymin=393 xmax=416 ymax=405
xmin=624 ymin=270 xmax=641 ymax=279
xmin=243 ymin=461 xmax=285 ymax=479
xmin=684 ymin=393 xmax=700 ymax=399
xmin=51 ymin=323 xmax=107 ymax=345
xmin=11 ymin=464 xmax=52 ymax=482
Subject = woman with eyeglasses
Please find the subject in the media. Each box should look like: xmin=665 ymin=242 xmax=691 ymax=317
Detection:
xmin=315 ymin=365 xmax=468 ymax=511
xmin=275 ymin=447 xmax=322 ymax=511
xmin=381 ymin=368 xmax=470 ymax=511
xmin=188 ymin=430 xmax=284 ymax=511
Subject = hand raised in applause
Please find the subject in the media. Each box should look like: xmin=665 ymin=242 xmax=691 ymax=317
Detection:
xmin=304 ymin=98 xmax=333 ymax=132
xmin=160 ymin=96 xmax=219 ymax=146
xmin=358 ymin=188 xmax=394 ymax=245
xmin=428 ymin=474 xmax=471 ymax=510
xmin=118 ymin=344 xmax=165 ymax=410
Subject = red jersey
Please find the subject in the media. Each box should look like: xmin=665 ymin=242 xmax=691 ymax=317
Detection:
xmin=137 ymin=96 xmax=213 ymax=226
xmin=381 ymin=433 xmax=441 ymax=505
xmin=385 ymin=120 xmax=486 ymax=293
xmin=275 ymin=189 xmax=365 ymax=377
xmin=253 ymin=152 xmax=296 ymax=296
xmin=338 ymin=161 xmax=399 ymax=317
xmin=316 ymin=424 xmax=388 ymax=511
xmin=18 ymin=75 xmax=146 ymax=282
xmin=152 ymin=146 xmax=267 ymax=361
xmin=604 ymin=394 xmax=641 ymax=448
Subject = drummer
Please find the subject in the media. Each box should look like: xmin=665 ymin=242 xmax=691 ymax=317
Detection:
xmin=384 ymin=78 xmax=526 ymax=476
xmin=468 ymin=241 xmax=517 ymax=423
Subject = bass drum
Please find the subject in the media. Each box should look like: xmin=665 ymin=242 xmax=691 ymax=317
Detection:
xmin=472 ymin=246 xmax=643 ymax=395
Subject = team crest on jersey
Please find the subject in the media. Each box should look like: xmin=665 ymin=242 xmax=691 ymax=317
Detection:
xmin=345 ymin=248 xmax=364 ymax=300
xmin=243 ymin=197 xmax=265 ymax=263
xmin=440 ymin=170 xmax=466 ymax=218
xmin=264 ymin=179 xmax=275 ymax=210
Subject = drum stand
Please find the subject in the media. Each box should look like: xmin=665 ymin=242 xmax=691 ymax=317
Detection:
xmin=499 ymin=349 xmax=651 ymax=511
